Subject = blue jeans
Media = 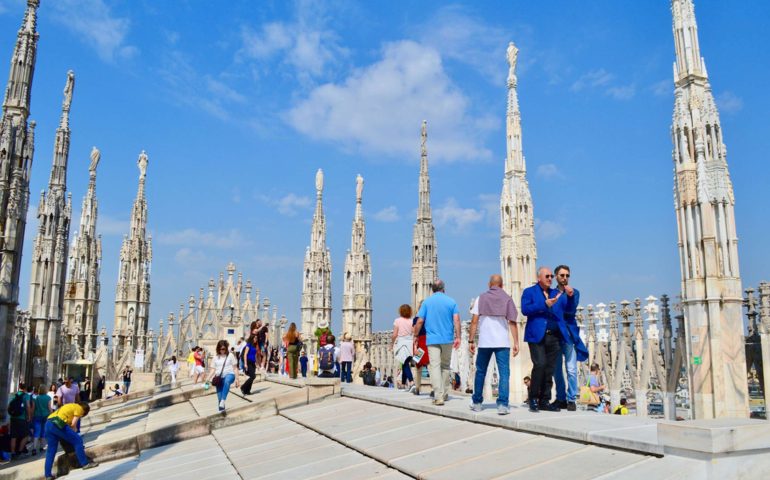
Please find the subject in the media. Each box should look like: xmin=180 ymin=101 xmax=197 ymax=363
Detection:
xmin=216 ymin=373 xmax=236 ymax=406
xmin=554 ymin=341 xmax=578 ymax=402
xmin=472 ymin=347 xmax=510 ymax=406
xmin=32 ymin=417 xmax=46 ymax=438
xmin=123 ymin=381 xmax=131 ymax=394
xmin=401 ymin=358 xmax=413 ymax=384
xmin=341 ymin=361 xmax=353 ymax=383
xmin=44 ymin=420 xmax=89 ymax=477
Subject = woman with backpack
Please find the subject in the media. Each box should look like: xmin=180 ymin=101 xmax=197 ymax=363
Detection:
xmin=208 ymin=340 xmax=239 ymax=412
xmin=283 ymin=323 xmax=303 ymax=379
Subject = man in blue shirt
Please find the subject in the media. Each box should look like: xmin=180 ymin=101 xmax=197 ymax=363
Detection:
xmin=521 ymin=267 xmax=570 ymax=412
xmin=413 ymin=279 xmax=460 ymax=406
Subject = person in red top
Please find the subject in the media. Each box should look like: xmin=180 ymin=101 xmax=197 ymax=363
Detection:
xmin=193 ymin=346 xmax=206 ymax=384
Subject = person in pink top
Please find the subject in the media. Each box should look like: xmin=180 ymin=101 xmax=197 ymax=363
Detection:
xmin=339 ymin=333 xmax=355 ymax=383
xmin=392 ymin=305 xmax=416 ymax=393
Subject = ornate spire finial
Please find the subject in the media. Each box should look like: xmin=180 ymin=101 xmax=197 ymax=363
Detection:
xmin=420 ymin=120 xmax=427 ymax=159
xmin=138 ymin=150 xmax=148 ymax=178
xmin=355 ymin=174 xmax=363 ymax=204
xmin=315 ymin=168 xmax=324 ymax=197
xmin=89 ymin=146 xmax=100 ymax=177
xmin=507 ymin=41 xmax=518 ymax=77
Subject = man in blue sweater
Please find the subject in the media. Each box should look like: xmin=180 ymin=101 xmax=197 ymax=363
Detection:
xmin=521 ymin=266 xmax=569 ymax=412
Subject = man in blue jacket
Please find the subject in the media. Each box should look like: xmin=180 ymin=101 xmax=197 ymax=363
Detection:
xmin=552 ymin=265 xmax=588 ymax=412
xmin=521 ymin=266 xmax=569 ymax=412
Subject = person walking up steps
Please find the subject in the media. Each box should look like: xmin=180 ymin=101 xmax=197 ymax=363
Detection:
xmin=469 ymin=274 xmax=519 ymax=415
xmin=393 ymin=304 xmax=415 ymax=392
xmin=43 ymin=402 xmax=98 ymax=480
xmin=413 ymin=280 xmax=461 ymax=406
xmin=283 ymin=323 xmax=303 ymax=379
xmin=208 ymin=340 xmax=239 ymax=411
xmin=240 ymin=333 xmax=259 ymax=395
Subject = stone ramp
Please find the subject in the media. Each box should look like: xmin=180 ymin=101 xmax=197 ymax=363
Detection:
xmin=0 ymin=381 xmax=322 ymax=480
xmin=61 ymin=415 xmax=407 ymax=480
xmin=281 ymin=396 xmax=701 ymax=479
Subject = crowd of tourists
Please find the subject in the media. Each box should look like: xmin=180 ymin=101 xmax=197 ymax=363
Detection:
xmin=380 ymin=266 xmax=621 ymax=415
xmin=2 ymin=376 xmax=100 ymax=479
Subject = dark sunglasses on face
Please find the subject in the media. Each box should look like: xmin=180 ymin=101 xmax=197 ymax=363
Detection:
xmin=545 ymin=275 xmax=553 ymax=278
xmin=559 ymin=274 xmax=570 ymax=278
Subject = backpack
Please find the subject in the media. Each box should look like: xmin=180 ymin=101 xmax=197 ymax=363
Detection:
xmin=8 ymin=393 xmax=24 ymax=417
xmin=319 ymin=347 xmax=334 ymax=371
xmin=362 ymin=370 xmax=376 ymax=386
xmin=319 ymin=331 xmax=329 ymax=347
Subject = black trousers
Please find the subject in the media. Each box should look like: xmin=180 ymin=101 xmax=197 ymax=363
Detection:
xmin=529 ymin=332 xmax=561 ymax=403
xmin=241 ymin=359 xmax=257 ymax=394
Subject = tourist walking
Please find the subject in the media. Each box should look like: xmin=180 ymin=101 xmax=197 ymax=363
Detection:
xmin=43 ymin=402 xmax=98 ymax=479
xmin=56 ymin=377 xmax=80 ymax=406
xmin=187 ymin=347 xmax=196 ymax=378
xmin=392 ymin=305 xmax=415 ymax=392
xmin=47 ymin=384 xmax=58 ymax=411
xmin=79 ymin=379 xmax=91 ymax=402
xmin=240 ymin=334 xmax=259 ymax=395
xmin=299 ymin=350 xmax=308 ymax=378
xmin=588 ymin=363 xmax=609 ymax=413
xmin=208 ymin=340 xmax=239 ymax=411
xmin=7 ymin=383 xmax=31 ymax=457
xmin=31 ymin=385 xmax=51 ymax=456
xmin=469 ymin=274 xmax=519 ymax=415
xmin=318 ymin=335 xmax=337 ymax=378
xmin=284 ymin=322 xmax=303 ymax=379
xmin=411 ymin=301 xmax=430 ymax=395
xmin=551 ymin=265 xmax=589 ymax=412
xmin=521 ymin=266 xmax=570 ymax=412
xmin=122 ymin=366 xmax=133 ymax=394
xmin=339 ymin=333 xmax=355 ymax=383
xmin=252 ymin=320 xmax=269 ymax=371
xmin=167 ymin=356 xmax=179 ymax=384
xmin=193 ymin=346 xmax=206 ymax=384
xmin=413 ymin=280 xmax=461 ymax=406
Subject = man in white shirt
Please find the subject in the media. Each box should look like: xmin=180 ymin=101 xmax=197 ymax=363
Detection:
xmin=468 ymin=274 xmax=519 ymax=415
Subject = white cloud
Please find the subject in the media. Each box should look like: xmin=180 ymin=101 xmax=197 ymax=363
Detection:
xmin=650 ymin=79 xmax=670 ymax=97
xmin=571 ymin=69 xmax=614 ymax=92
xmin=158 ymin=228 xmax=248 ymax=248
xmin=98 ymin=214 xmax=130 ymax=236
xmin=158 ymin=50 xmax=246 ymax=120
xmin=477 ymin=193 xmax=500 ymax=227
xmin=286 ymin=40 xmax=493 ymax=163
xmin=174 ymin=248 xmax=206 ymax=265
xmin=50 ymin=0 xmax=137 ymax=62
xmin=536 ymin=163 xmax=563 ymax=180
xmin=606 ymin=84 xmax=636 ymax=100
xmin=417 ymin=5 xmax=513 ymax=83
xmin=716 ymin=91 xmax=743 ymax=114
xmin=535 ymin=218 xmax=566 ymax=240
xmin=434 ymin=198 xmax=484 ymax=232
xmin=372 ymin=206 xmax=399 ymax=222
xmin=238 ymin=3 xmax=347 ymax=80
xmin=260 ymin=193 xmax=312 ymax=216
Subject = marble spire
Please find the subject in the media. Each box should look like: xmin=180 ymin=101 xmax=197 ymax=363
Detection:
xmin=27 ymin=70 xmax=74 ymax=385
xmin=0 ymin=0 xmax=40 ymax=414
xmin=670 ymin=0 xmax=747 ymax=418
xmin=342 ymin=174 xmax=372 ymax=343
xmin=411 ymin=121 xmax=438 ymax=311
xmin=500 ymin=41 xmax=537 ymax=404
xmin=114 ymin=151 xmax=152 ymax=369
xmin=301 ymin=168 xmax=332 ymax=351
xmin=64 ymin=146 xmax=102 ymax=357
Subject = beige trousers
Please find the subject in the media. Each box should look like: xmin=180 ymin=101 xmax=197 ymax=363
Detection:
xmin=427 ymin=344 xmax=453 ymax=401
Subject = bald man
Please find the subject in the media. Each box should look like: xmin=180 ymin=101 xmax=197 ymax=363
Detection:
xmin=468 ymin=275 xmax=519 ymax=415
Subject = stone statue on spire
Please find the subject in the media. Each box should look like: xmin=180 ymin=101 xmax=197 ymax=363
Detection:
xmin=507 ymin=42 xmax=518 ymax=77
xmin=89 ymin=146 xmax=100 ymax=176
xmin=62 ymin=70 xmax=74 ymax=111
xmin=315 ymin=168 xmax=324 ymax=194
xmin=356 ymin=174 xmax=363 ymax=202
xmin=138 ymin=150 xmax=148 ymax=178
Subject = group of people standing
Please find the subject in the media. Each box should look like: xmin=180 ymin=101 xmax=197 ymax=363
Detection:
xmin=4 ymin=378 xmax=99 ymax=479
xmin=391 ymin=265 xmax=590 ymax=415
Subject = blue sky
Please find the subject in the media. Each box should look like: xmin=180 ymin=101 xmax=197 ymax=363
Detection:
xmin=1 ymin=0 xmax=768 ymax=335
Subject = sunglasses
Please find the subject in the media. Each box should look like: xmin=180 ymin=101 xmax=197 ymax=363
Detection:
xmin=545 ymin=275 xmax=553 ymax=278
xmin=558 ymin=274 xmax=570 ymax=278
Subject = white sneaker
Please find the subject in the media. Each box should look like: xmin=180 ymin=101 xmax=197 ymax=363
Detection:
xmin=219 ymin=400 xmax=225 ymax=409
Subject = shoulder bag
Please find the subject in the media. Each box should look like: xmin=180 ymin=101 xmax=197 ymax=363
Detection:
xmin=211 ymin=353 xmax=229 ymax=387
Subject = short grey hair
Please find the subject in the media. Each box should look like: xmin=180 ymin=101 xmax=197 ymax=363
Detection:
xmin=431 ymin=279 xmax=445 ymax=292
xmin=537 ymin=266 xmax=551 ymax=276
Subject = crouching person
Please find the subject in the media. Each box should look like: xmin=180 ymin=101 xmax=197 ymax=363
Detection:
xmin=44 ymin=402 xmax=98 ymax=480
